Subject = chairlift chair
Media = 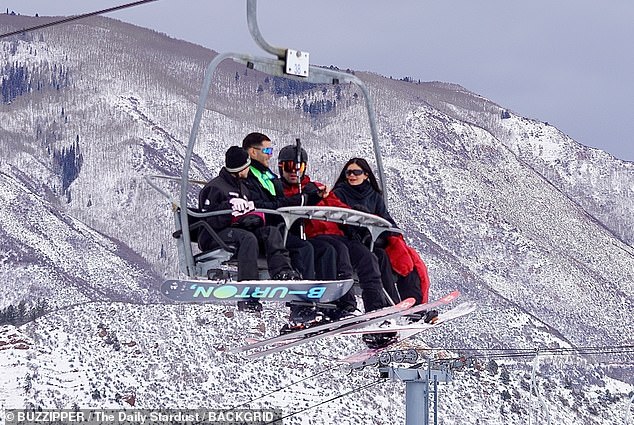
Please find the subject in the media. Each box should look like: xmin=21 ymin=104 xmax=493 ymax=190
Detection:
xmin=148 ymin=0 xmax=390 ymax=280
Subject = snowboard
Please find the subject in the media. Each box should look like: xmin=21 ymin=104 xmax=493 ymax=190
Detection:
xmin=160 ymin=278 xmax=354 ymax=303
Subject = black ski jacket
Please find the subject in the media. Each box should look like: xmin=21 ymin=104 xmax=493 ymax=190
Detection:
xmin=198 ymin=167 xmax=251 ymax=231
xmin=333 ymin=180 xmax=397 ymax=227
xmin=244 ymin=161 xmax=321 ymax=212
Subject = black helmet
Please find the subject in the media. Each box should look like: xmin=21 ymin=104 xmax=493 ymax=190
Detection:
xmin=278 ymin=145 xmax=308 ymax=163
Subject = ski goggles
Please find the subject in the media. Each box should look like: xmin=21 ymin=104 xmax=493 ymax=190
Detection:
xmin=345 ymin=169 xmax=365 ymax=176
xmin=280 ymin=160 xmax=306 ymax=174
xmin=254 ymin=146 xmax=274 ymax=155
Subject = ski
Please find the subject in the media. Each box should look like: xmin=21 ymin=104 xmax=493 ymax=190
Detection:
xmin=229 ymin=297 xmax=417 ymax=354
xmin=340 ymin=301 xmax=476 ymax=367
xmin=239 ymin=290 xmax=461 ymax=359
xmin=341 ymin=301 xmax=476 ymax=334
xmin=160 ymin=278 xmax=354 ymax=303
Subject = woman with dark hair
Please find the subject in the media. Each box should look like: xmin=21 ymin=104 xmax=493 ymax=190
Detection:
xmin=333 ymin=158 xmax=433 ymax=316
xmin=333 ymin=158 xmax=395 ymax=226
xmin=279 ymin=149 xmax=397 ymax=347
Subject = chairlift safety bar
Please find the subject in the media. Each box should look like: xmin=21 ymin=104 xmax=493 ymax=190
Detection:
xmin=178 ymin=0 xmax=388 ymax=276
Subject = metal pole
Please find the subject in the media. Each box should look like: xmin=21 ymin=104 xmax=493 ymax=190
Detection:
xmin=433 ymin=375 xmax=438 ymax=425
xmin=405 ymin=374 xmax=429 ymax=425
xmin=246 ymin=0 xmax=285 ymax=59
xmin=625 ymin=393 xmax=634 ymax=425
xmin=295 ymin=138 xmax=306 ymax=240
xmin=180 ymin=51 xmax=238 ymax=276
xmin=382 ymin=365 xmax=452 ymax=425
xmin=246 ymin=0 xmax=388 ymax=208
xmin=530 ymin=352 xmax=551 ymax=425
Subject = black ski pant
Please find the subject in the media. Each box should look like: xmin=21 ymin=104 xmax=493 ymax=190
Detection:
xmin=287 ymin=237 xmax=339 ymax=320
xmin=216 ymin=226 xmax=293 ymax=281
xmin=317 ymin=235 xmax=390 ymax=312
xmin=374 ymin=247 xmax=422 ymax=305
xmin=373 ymin=248 xmax=402 ymax=304
xmin=306 ymin=237 xmax=338 ymax=280
xmin=285 ymin=233 xmax=315 ymax=279
xmin=396 ymin=270 xmax=423 ymax=304
xmin=311 ymin=235 xmax=357 ymax=311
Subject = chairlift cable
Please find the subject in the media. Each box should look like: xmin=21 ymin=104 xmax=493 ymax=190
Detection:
xmin=262 ymin=379 xmax=383 ymax=424
xmin=0 ymin=0 xmax=159 ymax=40
xmin=423 ymin=345 xmax=634 ymax=364
xmin=436 ymin=345 xmax=634 ymax=356
xmin=224 ymin=365 xmax=338 ymax=412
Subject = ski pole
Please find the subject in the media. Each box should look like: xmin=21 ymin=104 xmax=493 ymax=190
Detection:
xmin=295 ymin=137 xmax=306 ymax=240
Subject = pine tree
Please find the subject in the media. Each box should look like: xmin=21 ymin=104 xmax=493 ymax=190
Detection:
xmin=35 ymin=298 xmax=48 ymax=316
xmin=17 ymin=300 xmax=26 ymax=323
xmin=5 ymin=305 xmax=17 ymax=324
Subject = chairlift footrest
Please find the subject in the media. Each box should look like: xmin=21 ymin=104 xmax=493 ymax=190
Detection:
xmin=285 ymin=301 xmax=338 ymax=310
xmin=207 ymin=268 xmax=233 ymax=280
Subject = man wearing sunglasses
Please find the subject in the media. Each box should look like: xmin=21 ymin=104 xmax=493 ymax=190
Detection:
xmin=278 ymin=145 xmax=403 ymax=347
xmin=276 ymin=145 xmax=357 ymax=328
xmin=242 ymin=132 xmax=327 ymax=286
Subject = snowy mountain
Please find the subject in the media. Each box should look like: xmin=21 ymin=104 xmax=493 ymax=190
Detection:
xmin=0 ymin=167 xmax=160 ymax=310
xmin=1 ymin=12 xmax=633 ymax=424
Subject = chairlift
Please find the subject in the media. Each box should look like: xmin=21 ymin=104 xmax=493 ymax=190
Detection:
xmin=146 ymin=0 xmax=394 ymax=283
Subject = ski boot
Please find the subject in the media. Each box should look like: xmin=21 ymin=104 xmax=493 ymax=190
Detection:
xmin=325 ymin=304 xmax=360 ymax=321
xmin=279 ymin=306 xmax=330 ymax=335
xmin=405 ymin=309 xmax=439 ymax=324
xmin=362 ymin=320 xmax=398 ymax=349
xmin=423 ymin=309 xmax=439 ymax=324
xmin=207 ymin=268 xmax=232 ymax=281
xmin=272 ymin=270 xmax=302 ymax=280
xmin=325 ymin=289 xmax=359 ymax=321
xmin=237 ymin=299 xmax=263 ymax=313
xmin=361 ymin=331 xmax=398 ymax=349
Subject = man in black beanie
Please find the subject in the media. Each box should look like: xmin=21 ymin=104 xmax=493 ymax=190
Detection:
xmin=198 ymin=146 xmax=300 ymax=312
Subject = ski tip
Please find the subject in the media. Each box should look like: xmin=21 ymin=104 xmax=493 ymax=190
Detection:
xmin=439 ymin=290 xmax=460 ymax=303
xmin=401 ymin=297 xmax=417 ymax=308
xmin=456 ymin=301 xmax=477 ymax=313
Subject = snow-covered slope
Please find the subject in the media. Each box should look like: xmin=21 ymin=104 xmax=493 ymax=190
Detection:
xmin=0 ymin=307 xmax=431 ymax=421
xmin=0 ymin=167 xmax=160 ymax=310
xmin=0 ymin=12 xmax=632 ymax=424
xmin=414 ymin=79 xmax=634 ymax=246
xmin=1 ymin=303 xmax=631 ymax=425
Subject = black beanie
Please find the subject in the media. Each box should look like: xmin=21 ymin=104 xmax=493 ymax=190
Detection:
xmin=225 ymin=146 xmax=251 ymax=173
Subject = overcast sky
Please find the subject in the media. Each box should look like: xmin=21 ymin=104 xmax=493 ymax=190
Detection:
xmin=6 ymin=0 xmax=634 ymax=161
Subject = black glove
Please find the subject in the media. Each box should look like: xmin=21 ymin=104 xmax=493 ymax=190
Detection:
xmin=344 ymin=225 xmax=371 ymax=245
xmin=302 ymin=182 xmax=321 ymax=194
xmin=303 ymin=191 xmax=322 ymax=206
xmin=232 ymin=213 xmax=264 ymax=231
